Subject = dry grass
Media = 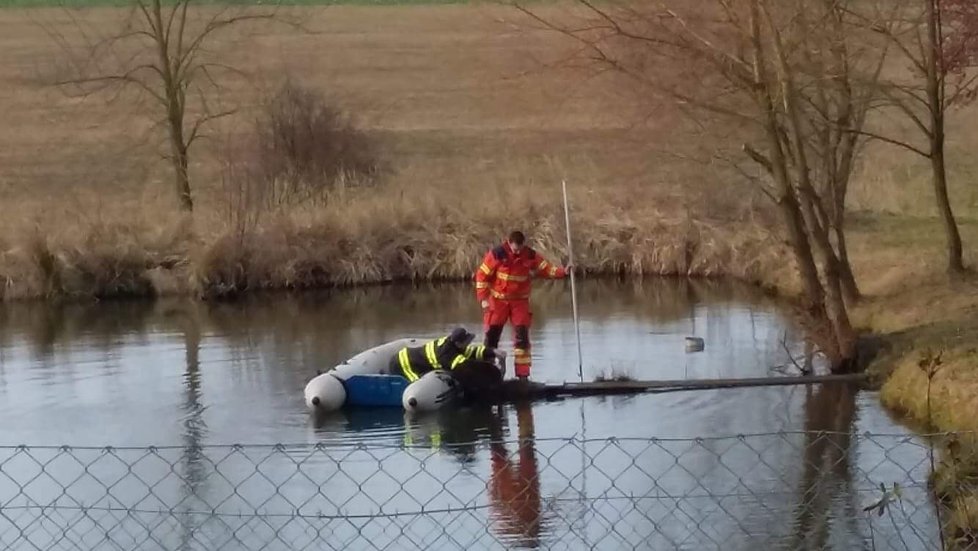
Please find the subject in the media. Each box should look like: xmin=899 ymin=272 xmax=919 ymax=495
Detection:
xmin=0 ymin=4 xmax=795 ymax=300
xmin=881 ymin=348 xmax=978 ymax=545
xmin=593 ymin=369 xmax=636 ymax=383
xmin=0 ymin=170 xmax=789 ymax=300
xmin=846 ymin=228 xmax=978 ymax=541
xmin=0 ymin=5 xmax=973 ymax=300
xmin=881 ymin=347 xmax=978 ymax=432
xmin=1 ymin=4 xmax=975 ymax=300
xmin=840 ymin=213 xmax=978 ymax=541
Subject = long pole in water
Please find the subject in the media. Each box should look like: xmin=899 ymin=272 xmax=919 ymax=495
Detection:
xmin=562 ymin=180 xmax=584 ymax=383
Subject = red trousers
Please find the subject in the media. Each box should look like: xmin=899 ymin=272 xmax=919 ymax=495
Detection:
xmin=484 ymin=298 xmax=533 ymax=378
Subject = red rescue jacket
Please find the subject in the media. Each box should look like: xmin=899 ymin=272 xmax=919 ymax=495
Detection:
xmin=475 ymin=242 xmax=566 ymax=302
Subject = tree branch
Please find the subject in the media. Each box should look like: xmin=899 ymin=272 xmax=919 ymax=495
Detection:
xmin=848 ymin=8 xmax=929 ymax=75
xmin=514 ymin=1 xmax=761 ymax=125
xmin=948 ymin=72 xmax=978 ymax=105
xmin=186 ymin=108 xmax=237 ymax=148
xmin=175 ymin=12 xmax=277 ymax=75
xmin=842 ymin=127 xmax=930 ymax=158
xmin=55 ymin=63 xmax=168 ymax=104
xmin=873 ymin=84 xmax=933 ymax=137
xmin=659 ymin=5 xmax=755 ymax=84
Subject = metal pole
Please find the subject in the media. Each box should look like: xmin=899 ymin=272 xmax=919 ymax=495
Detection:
xmin=562 ymin=180 xmax=584 ymax=383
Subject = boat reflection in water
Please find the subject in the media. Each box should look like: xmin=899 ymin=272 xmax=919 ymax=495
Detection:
xmin=311 ymin=400 xmax=546 ymax=548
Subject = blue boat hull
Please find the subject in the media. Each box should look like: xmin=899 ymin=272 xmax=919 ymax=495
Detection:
xmin=343 ymin=374 xmax=410 ymax=408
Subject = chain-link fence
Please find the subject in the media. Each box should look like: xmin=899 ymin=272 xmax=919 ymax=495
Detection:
xmin=0 ymin=427 xmax=964 ymax=550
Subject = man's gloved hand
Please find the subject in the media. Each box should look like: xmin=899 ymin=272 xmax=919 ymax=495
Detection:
xmin=481 ymin=299 xmax=490 ymax=310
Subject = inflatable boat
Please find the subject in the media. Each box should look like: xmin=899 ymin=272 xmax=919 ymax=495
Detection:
xmin=303 ymin=338 xmax=465 ymax=413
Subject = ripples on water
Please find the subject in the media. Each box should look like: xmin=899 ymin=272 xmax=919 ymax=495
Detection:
xmin=0 ymin=279 xmax=940 ymax=549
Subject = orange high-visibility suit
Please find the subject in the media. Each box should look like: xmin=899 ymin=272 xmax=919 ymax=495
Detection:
xmin=475 ymin=242 xmax=566 ymax=378
xmin=488 ymin=402 xmax=541 ymax=548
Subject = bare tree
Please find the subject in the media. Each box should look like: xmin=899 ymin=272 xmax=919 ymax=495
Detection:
xmin=795 ymin=4 xmax=889 ymax=304
xmin=516 ymin=0 xmax=888 ymax=369
xmin=853 ymin=0 xmax=978 ymax=274
xmin=47 ymin=0 xmax=282 ymax=211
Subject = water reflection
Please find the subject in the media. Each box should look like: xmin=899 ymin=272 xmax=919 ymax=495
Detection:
xmin=179 ymin=303 xmax=207 ymax=551
xmin=790 ymin=382 xmax=861 ymax=550
xmin=0 ymin=278 xmax=804 ymax=365
xmin=487 ymin=401 xmax=545 ymax=548
xmin=0 ymin=280 xmax=941 ymax=549
xmin=305 ymin=384 xmax=890 ymax=549
xmin=0 ymin=278 xmax=830 ymax=446
xmin=313 ymin=400 xmax=547 ymax=547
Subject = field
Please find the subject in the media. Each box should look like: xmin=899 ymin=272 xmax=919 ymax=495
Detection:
xmin=0 ymin=0 xmax=471 ymax=6
xmin=1 ymin=4 xmax=977 ymax=357
xmin=2 ymin=3 xmax=977 ymax=300
xmin=0 ymin=3 xmax=782 ymax=299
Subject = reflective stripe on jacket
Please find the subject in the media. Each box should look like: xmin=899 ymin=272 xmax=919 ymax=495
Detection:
xmin=396 ymin=337 xmax=493 ymax=382
xmin=474 ymin=243 xmax=565 ymax=302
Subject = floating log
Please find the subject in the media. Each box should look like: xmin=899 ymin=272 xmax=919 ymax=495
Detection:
xmin=498 ymin=373 xmax=869 ymax=401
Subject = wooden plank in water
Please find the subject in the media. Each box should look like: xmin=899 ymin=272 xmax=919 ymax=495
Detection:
xmin=499 ymin=373 xmax=868 ymax=401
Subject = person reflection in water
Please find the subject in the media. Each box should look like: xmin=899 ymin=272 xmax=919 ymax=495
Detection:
xmin=487 ymin=400 xmax=543 ymax=548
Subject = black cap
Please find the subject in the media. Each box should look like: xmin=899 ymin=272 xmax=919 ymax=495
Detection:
xmin=449 ymin=327 xmax=475 ymax=347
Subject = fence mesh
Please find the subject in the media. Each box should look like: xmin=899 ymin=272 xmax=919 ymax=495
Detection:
xmin=0 ymin=422 xmax=967 ymax=550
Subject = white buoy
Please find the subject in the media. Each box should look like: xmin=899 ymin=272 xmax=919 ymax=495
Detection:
xmin=402 ymin=371 xmax=459 ymax=413
xmin=685 ymin=337 xmax=705 ymax=353
xmin=304 ymin=372 xmax=346 ymax=411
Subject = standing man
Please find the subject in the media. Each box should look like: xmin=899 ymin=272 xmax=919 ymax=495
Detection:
xmin=474 ymin=230 xmax=571 ymax=380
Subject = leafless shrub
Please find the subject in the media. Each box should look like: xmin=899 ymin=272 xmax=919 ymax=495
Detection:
xmin=221 ymin=80 xmax=382 ymax=228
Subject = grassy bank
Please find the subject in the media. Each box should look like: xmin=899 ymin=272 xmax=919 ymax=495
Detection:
xmin=850 ymin=221 xmax=978 ymax=545
xmin=0 ymin=171 xmax=790 ymax=300
xmin=871 ymin=308 xmax=978 ymax=545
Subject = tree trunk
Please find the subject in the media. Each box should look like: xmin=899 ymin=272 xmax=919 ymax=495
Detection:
xmin=930 ymin=138 xmax=964 ymax=273
xmin=834 ymin=213 xmax=860 ymax=304
xmin=748 ymin=0 xmax=825 ymax=315
xmin=820 ymin=244 xmax=858 ymax=371
xmin=780 ymin=195 xmax=826 ymax=314
xmin=798 ymin=192 xmax=858 ymax=371
xmin=760 ymin=0 xmax=855 ymax=369
xmin=171 ymin=140 xmax=193 ymax=212
xmin=833 ymin=129 xmax=860 ymax=304
xmin=154 ymin=0 xmax=193 ymax=214
xmin=167 ymin=107 xmax=193 ymax=212
xmin=926 ymin=0 xmax=965 ymax=273
xmin=824 ymin=0 xmax=863 ymax=305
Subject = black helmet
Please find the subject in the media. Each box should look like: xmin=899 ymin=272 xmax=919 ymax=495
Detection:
xmin=449 ymin=327 xmax=475 ymax=347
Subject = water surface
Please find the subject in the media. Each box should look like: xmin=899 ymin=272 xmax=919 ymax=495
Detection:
xmin=0 ymin=279 xmax=939 ymax=550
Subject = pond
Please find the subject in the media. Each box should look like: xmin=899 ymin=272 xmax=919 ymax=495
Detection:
xmin=0 ymin=279 xmax=940 ymax=550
